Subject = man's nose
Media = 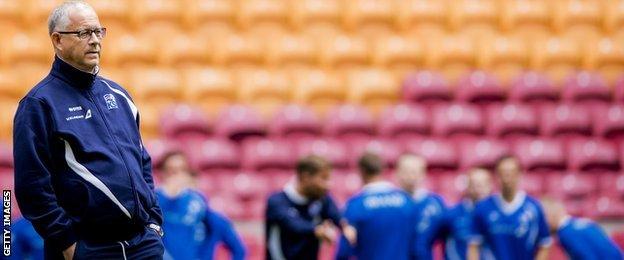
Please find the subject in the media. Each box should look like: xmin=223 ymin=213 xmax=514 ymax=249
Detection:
xmin=88 ymin=32 xmax=100 ymax=45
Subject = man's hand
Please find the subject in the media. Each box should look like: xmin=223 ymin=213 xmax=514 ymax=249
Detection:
xmin=341 ymin=220 xmax=357 ymax=245
xmin=63 ymin=243 xmax=76 ymax=260
xmin=314 ymin=221 xmax=336 ymax=244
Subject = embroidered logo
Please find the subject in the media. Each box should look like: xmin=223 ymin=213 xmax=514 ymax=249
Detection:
xmin=85 ymin=109 xmax=92 ymax=119
xmin=104 ymin=93 xmax=118 ymax=110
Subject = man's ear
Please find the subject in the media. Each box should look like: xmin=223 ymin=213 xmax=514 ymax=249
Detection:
xmin=50 ymin=33 xmax=62 ymax=52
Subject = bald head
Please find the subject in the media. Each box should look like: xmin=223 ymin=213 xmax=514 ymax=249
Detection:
xmin=395 ymin=154 xmax=427 ymax=193
xmin=48 ymin=1 xmax=96 ymax=35
xmin=465 ymin=168 xmax=492 ymax=202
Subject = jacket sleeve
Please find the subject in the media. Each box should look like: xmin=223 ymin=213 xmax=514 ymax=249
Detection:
xmin=266 ymin=197 xmax=316 ymax=235
xmin=208 ymin=211 xmax=247 ymax=260
xmin=13 ymin=97 xmax=77 ymax=251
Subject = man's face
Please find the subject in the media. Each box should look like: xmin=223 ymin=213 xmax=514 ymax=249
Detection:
xmin=497 ymin=158 xmax=521 ymax=191
xmin=395 ymin=157 xmax=426 ymax=192
xmin=162 ymin=154 xmax=191 ymax=181
xmin=466 ymin=169 xmax=492 ymax=201
xmin=299 ymin=169 xmax=331 ymax=201
xmin=52 ymin=8 xmax=102 ymax=72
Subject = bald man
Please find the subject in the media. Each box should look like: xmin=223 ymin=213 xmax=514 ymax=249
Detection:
xmin=441 ymin=168 xmax=493 ymax=260
xmin=13 ymin=1 xmax=163 ymax=259
xmin=542 ymin=198 xmax=623 ymax=260
xmin=395 ymin=154 xmax=447 ymax=260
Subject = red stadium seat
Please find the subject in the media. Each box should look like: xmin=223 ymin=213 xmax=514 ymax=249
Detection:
xmin=143 ymin=138 xmax=180 ymax=174
xmin=350 ymin=139 xmax=403 ymax=170
xmin=513 ymin=138 xmax=566 ymax=173
xmin=241 ymin=138 xmax=294 ymax=173
xmin=612 ymin=231 xmax=624 ymax=253
xmin=593 ymin=104 xmax=624 ymax=144
xmin=187 ymin=139 xmax=240 ymax=175
xmin=485 ymin=103 xmax=539 ymax=141
xmin=540 ymin=103 xmax=592 ymax=138
xmin=324 ymin=105 xmax=376 ymax=144
xmin=615 ymin=76 xmax=624 ymax=103
xmin=562 ymin=197 xmax=591 ymax=217
xmin=196 ymin=174 xmax=219 ymax=195
xmin=567 ymin=138 xmax=620 ymax=173
xmin=268 ymin=105 xmax=322 ymax=142
xmin=455 ymin=71 xmax=506 ymax=105
xmin=217 ymin=172 xmax=271 ymax=200
xmin=402 ymin=70 xmax=453 ymax=106
xmin=209 ymin=193 xmax=246 ymax=220
xmin=589 ymin=196 xmax=624 ymax=220
xmin=561 ymin=71 xmax=612 ymax=106
xmin=159 ymin=104 xmax=211 ymax=144
xmin=296 ymin=138 xmax=350 ymax=171
xmin=431 ymin=103 xmax=484 ymax=139
xmin=214 ymin=105 xmax=266 ymax=142
xmin=598 ymin=173 xmax=624 ymax=199
xmin=0 ymin=141 xmax=12 ymax=172
xmin=378 ymin=103 xmax=429 ymax=142
xmin=509 ymin=72 xmax=559 ymax=106
xmin=434 ymin=174 xmax=466 ymax=203
xmin=458 ymin=138 xmax=510 ymax=171
xmin=521 ymin=173 xmax=545 ymax=197
xmin=331 ymin=172 xmax=362 ymax=199
xmin=405 ymin=138 xmax=459 ymax=174
xmin=545 ymin=173 xmax=597 ymax=199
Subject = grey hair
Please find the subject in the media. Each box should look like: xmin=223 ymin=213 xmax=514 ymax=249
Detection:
xmin=47 ymin=1 xmax=94 ymax=35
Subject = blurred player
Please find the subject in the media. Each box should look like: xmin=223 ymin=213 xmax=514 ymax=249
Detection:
xmin=11 ymin=217 xmax=44 ymax=260
xmin=396 ymin=154 xmax=447 ymax=260
xmin=265 ymin=155 xmax=353 ymax=260
xmin=469 ymin=157 xmax=552 ymax=260
xmin=156 ymin=151 xmax=245 ymax=260
xmin=442 ymin=168 xmax=493 ymax=260
xmin=336 ymin=153 xmax=417 ymax=260
xmin=542 ymin=198 xmax=623 ymax=259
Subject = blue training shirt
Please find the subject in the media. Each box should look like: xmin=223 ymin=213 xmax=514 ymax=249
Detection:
xmin=11 ymin=217 xmax=44 ymax=260
xmin=413 ymin=189 xmax=447 ymax=260
xmin=442 ymin=199 xmax=494 ymax=260
xmin=471 ymin=192 xmax=552 ymax=260
xmin=198 ymin=211 xmax=246 ymax=260
xmin=336 ymin=181 xmax=418 ymax=260
xmin=265 ymin=183 xmax=342 ymax=260
xmin=557 ymin=217 xmax=624 ymax=260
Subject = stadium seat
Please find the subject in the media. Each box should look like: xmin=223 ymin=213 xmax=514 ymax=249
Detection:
xmin=342 ymin=0 xmax=395 ymax=31
xmin=448 ymin=0 xmax=498 ymax=37
xmin=431 ymin=103 xmax=484 ymax=139
xmin=531 ymin=36 xmax=583 ymax=84
xmin=0 ymin=141 xmax=12 ymax=172
xmin=290 ymin=0 xmax=341 ymax=29
xmin=208 ymin=193 xmax=246 ymax=220
xmin=324 ymin=104 xmax=376 ymax=144
xmin=586 ymin=37 xmax=624 ymax=85
xmin=345 ymin=68 xmax=399 ymax=115
xmin=508 ymin=71 xmax=559 ymax=106
xmin=458 ymin=138 xmax=509 ymax=171
xmin=0 ymin=102 xmax=18 ymax=142
xmin=0 ymin=68 xmax=24 ymax=104
xmin=404 ymin=138 xmax=459 ymax=174
xmin=611 ymin=231 xmax=624 ymax=252
xmin=211 ymin=33 xmax=264 ymax=66
xmin=143 ymin=138 xmax=179 ymax=174
xmin=183 ymin=68 xmax=236 ymax=116
xmin=106 ymin=30 xmax=158 ymax=66
xmin=159 ymin=104 xmax=211 ymax=144
xmin=486 ymin=103 xmax=539 ymax=141
xmin=455 ymin=71 xmax=506 ymax=105
xmin=545 ymin=173 xmax=597 ymax=199
xmin=331 ymin=172 xmax=362 ymax=200
xmin=318 ymin=34 xmax=370 ymax=69
xmin=217 ymin=172 xmax=271 ymax=200
xmin=372 ymin=35 xmax=424 ymax=73
xmin=567 ymin=138 xmax=620 ymax=173
xmin=5 ymin=30 xmax=52 ymax=66
xmin=291 ymin=69 xmax=346 ymax=116
xmin=296 ymin=138 xmax=350 ymax=171
xmin=156 ymin=31 xmax=212 ymax=66
xmin=395 ymin=0 xmax=448 ymax=35
xmin=513 ymin=138 xmax=566 ymax=173
xmin=129 ymin=0 xmax=186 ymax=28
xmin=185 ymin=0 xmax=235 ymax=29
xmin=402 ymin=70 xmax=453 ymax=106
xmin=480 ymin=34 xmax=530 ymax=83
xmin=236 ymin=69 xmax=291 ymax=117
xmin=88 ymin=0 xmax=129 ymax=22
xmin=552 ymin=0 xmax=603 ymax=39
xmin=521 ymin=173 xmax=545 ymax=197
xmin=562 ymin=197 xmax=591 ymax=217
xmin=214 ymin=105 xmax=266 ymax=142
xmin=22 ymin=0 xmax=63 ymax=28
xmin=186 ymin=139 xmax=240 ymax=175
xmin=236 ymin=0 xmax=288 ymax=29
xmin=589 ymin=196 xmax=624 ymax=220
xmin=350 ymin=138 xmax=403 ymax=170
xmin=593 ymin=104 xmax=624 ymax=144
xmin=130 ymin=68 xmax=182 ymax=104
xmin=378 ymin=103 xmax=429 ymax=142
xmin=598 ymin=173 xmax=624 ymax=199
xmin=427 ymin=33 xmax=478 ymax=83
xmin=241 ymin=138 xmax=294 ymax=173
xmin=265 ymin=33 xmax=317 ymax=67
xmin=499 ymin=0 xmax=551 ymax=39
xmin=540 ymin=103 xmax=592 ymax=139
xmin=561 ymin=71 xmax=612 ymax=106
xmin=0 ymin=0 xmax=22 ymax=24
xmin=268 ymin=105 xmax=322 ymax=141
xmin=434 ymin=174 xmax=466 ymax=203
xmin=615 ymin=76 xmax=624 ymax=103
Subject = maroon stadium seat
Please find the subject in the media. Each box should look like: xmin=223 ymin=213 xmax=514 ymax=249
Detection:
xmin=159 ymin=104 xmax=211 ymax=144
xmin=513 ymin=138 xmax=566 ymax=173
xmin=350 ymin=138 xmax=403 ymax=170
xmin=331 ymin=172 xmax=362 ymax=199
xmin=196 ymin=174 xmax=219 ymax=195
xmin=485 ymin=103 xmax=539 ymax=142
xmin=509 ymin=71 xmax=559 ymax=106
xmin=545 ymin=173 xmax=597 ymax=199
xmin=589 ymin=196 xmax=624 ymax=220
xmin=0 ymin=141 xmax=13 ymax=172
xmin=540 ymin=103 xmax=592 ymax=139
xmin=611 ymin=231 xmax=624 ymax=251
xmin=405 ymin=138 xmax=459 ymax=174
xmin=458 ymin=138 xmax=510 ymax=170
xmin=241 ymin=138 xmax=294 ymax=173
xmin=521 ymin=173 xmax=545 ymax=197
xmin=434 ymin=174 xmax=465 ymax=203
xmin=378 ymin=103 xmax=430 ymax=142
xmin=593 ymin=104 xmax=624 ymax=144
xmin=324 ymin=104 xmax=376 ymax=144
xmin=268 ymin=104 xmax=322 ymax=142
xmin=598 ymin=173 xmax=624 ymax=199
xmin=217 ymin=172 xmax=271 ymax=200
xmin=615 ymin=76 xmax=624 ymax=103
xmin=455 ymin=71 xmax=506 ymax=105
xmin=562 ymin=71 xmax=612 ymax=105
xmin=187 ymin=138 xmax=240 ymax=175
xmin=214 ymin=105 xmax=266 ymax=142
xmin=402 ymin=70 xmax=453 ymax=106
xmin=143 ymin=138 xmax=180 ymax=173
xmin=296 ymin=138 xmax=350 ymax=171
xmin=567 ymin=138 xmax=620 ymax=173
xmin=208 ymin=193 xmax=246 ymax=220
xmin=432 ymin=103 xmax=484 ymax=139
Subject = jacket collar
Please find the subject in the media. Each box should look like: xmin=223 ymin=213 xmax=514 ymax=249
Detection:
xmin=50 ymin=55 xmax=99 ymax=89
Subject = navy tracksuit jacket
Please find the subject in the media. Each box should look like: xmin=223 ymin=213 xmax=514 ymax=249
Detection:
xmin=13 ymin=56 xmax=164 ymax=259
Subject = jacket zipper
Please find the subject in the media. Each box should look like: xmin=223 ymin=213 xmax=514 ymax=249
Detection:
xmin=86 ymin=88 xmax=140 ymax=220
